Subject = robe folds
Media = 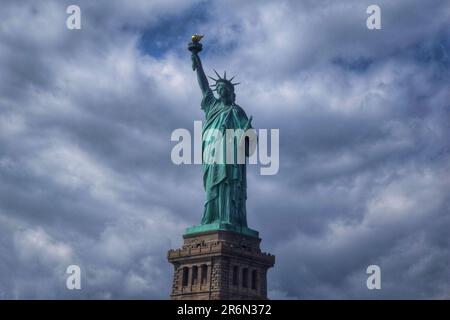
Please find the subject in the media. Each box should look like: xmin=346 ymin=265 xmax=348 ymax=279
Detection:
xmin=200 ymin=89 xmax=251 ymax=227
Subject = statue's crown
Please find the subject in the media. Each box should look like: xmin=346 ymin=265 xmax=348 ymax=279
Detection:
xmin=209 ymin=70 xmax=240 ymax=91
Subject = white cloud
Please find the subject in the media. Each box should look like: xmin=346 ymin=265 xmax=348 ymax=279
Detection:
xmin=14 ymin=227 xmax=73 ymax=266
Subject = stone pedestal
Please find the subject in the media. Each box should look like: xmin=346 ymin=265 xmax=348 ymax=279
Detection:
xmin=167 ymin=230 xmax=275 ymax=300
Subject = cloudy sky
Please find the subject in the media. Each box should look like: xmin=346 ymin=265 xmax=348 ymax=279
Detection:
xmin=0 ymin=0 xmax=449 ymax=299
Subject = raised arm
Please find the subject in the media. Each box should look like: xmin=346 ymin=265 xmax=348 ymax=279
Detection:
xmin=191 ymin=53 xmax=210 ymax=97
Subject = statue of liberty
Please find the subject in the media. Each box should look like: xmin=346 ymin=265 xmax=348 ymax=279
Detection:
xmin=185 ymin=35 xmax=258 ymax=237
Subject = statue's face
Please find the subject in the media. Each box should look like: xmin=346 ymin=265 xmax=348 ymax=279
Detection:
xmin=216 ymin=82 xmax=233 ymax=101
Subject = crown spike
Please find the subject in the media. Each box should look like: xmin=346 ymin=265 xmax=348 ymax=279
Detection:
xmin=208 ymin=76 xmax=218 ymax=82
xmin=213 ymin=69 xmax=222 ymax=79
xmin=223 ymin=71 xmax=227 ymax=80
xmin=229 ymin=76 xmax=235 ymax=82
xmin=232 ymin=82 xmax=240 ymax=86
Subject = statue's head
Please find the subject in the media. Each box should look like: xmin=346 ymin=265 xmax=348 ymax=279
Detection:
xmin=216 ymin=81 xmax=234 ymax=101
xmin=209 ymin=70 xmax=239 ymax=104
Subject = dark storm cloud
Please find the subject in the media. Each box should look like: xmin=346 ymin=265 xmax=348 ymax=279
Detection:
xmin=0 ymin=0 xmax=449 ymax=299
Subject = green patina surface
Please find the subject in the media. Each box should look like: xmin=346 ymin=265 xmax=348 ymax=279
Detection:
xmin=185 ymin=222 xmax=259 ymax=238
xmin=187 ymin=37 xmax=259 ymax=238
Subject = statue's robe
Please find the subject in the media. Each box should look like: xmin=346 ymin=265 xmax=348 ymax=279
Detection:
xmin=200 ymin=89 xmax=251 ymax=227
